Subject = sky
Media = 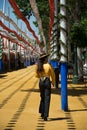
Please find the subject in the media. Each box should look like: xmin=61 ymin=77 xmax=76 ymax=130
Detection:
xmin=0 ymin=0 xmax=39 ymax=40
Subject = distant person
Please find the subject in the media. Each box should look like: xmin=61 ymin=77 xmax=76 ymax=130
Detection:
xmin=35 ymin=53 xmax=55 ymax=121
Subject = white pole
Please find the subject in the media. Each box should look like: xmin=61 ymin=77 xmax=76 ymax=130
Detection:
xmin=53 ymin=0 xmax=58 ymax=59
xmin=50 ymin=0 xmax=58 ymax=60
xmin=60 ymin=0 xmax=67 ymax=62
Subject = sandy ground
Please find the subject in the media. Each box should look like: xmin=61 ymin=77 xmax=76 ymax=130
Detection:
xmin=0 ymin=65 xmax=87 ymax=130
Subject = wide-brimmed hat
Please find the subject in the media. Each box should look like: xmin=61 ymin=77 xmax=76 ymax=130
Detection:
xmin=39 ymin=53 xmax=49 ymax=59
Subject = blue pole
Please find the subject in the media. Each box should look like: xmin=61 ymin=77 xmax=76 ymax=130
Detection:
xmin=60 ymin=62 xmax=68 ymax=111
xmin=0 ymin=59 xmax=2 ymax=73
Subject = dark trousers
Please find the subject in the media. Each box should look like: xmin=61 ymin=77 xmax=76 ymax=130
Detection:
xmin=39 ymin=78 xmax=51 ymax=117
xmin=54 ymin=68 xmax=59 ymax=88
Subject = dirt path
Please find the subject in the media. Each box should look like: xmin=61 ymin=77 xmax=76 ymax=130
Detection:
xmin=0 ymin=65 xmax=87 ymax=130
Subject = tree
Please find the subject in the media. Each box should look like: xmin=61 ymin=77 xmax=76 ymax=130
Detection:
xmin=71 ymin=22 xmax=87 ymax=48
xmin=67 ymin=0 xmax=87 ymax=83
xmin=15 ymin=0 xmax=49 ymax=44
xmin=16 ymin=0 xmax=32 ymax=19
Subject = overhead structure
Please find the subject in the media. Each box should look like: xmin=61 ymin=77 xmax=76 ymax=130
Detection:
xmin=0 ymin=20 xmax=40 ymax=55
xmin=0 ymin=11 xmax=40 ymax=55
xmin=0 ymin=20 xmax=33 ymax=49
xmin=0 ymin=0 xmax=56 ymax=54
xmin=8 ymin=0 xmax=41 ymax=47
xmin=0 ymin=10 xmax=34 ymax=45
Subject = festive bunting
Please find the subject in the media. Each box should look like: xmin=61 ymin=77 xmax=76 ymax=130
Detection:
xmin=1 ymin=1 xmax=55 ymax=54
xmin=0 ymin=32 xmax=25 ymax=49
xmin=0 ymin=32 xmax=39 ymax=55
xmin=0 ymin=20 xmax=40 ymax=54
xmin=8 ymin=0 xmax=41 ymax=46
xmin=0 ymin=20 xmax=33 ymax=49
xmin=48 ymin=0 xmax=55 ymax=40
xmin=0 ymin=10 xmax=34 ymax=44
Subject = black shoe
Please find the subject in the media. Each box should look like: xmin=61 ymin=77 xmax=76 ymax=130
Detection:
xmin=44 ymin=117 xmax=47 ymax=121
xmin=41 ymin=114 xmax=44 ymax=119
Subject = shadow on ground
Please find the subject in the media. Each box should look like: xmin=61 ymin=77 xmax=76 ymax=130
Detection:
xmin=21 ymin=85 xmax=87 ymax=97
xmin=48 ymin=117 xmax=70 ymax=121
xmin=0 ymin=74 xmax=7 ymax=78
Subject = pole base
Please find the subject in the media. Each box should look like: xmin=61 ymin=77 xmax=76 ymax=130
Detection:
xmin=0 ymin=59 xmax=2 ymax=73
xmin=60 ymin=62 xmax=68 ymax=111
xmin=72 ymin=75 xmax=78 ymax=84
